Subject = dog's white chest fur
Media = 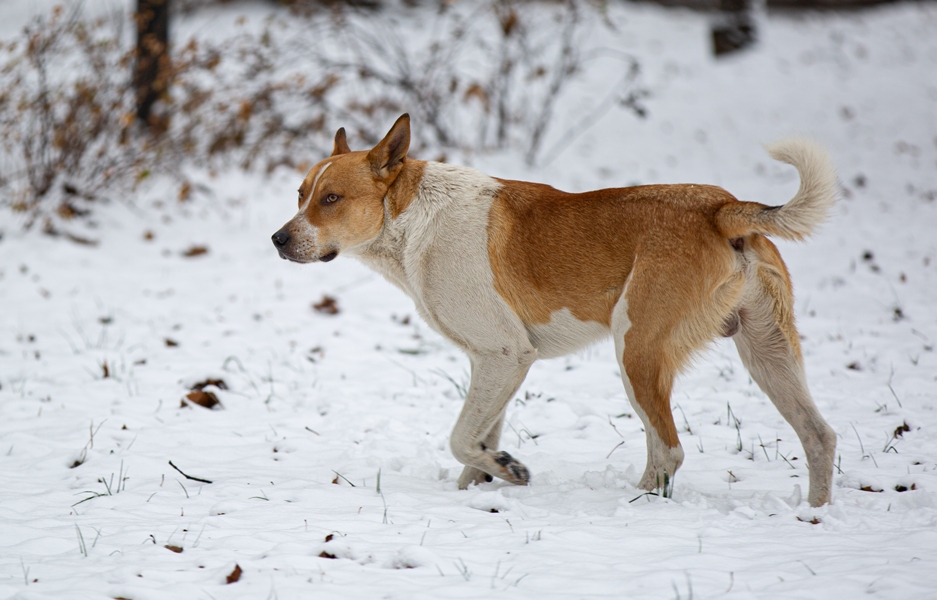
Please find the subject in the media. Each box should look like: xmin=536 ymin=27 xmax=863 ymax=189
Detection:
xmin=355 ymin=163 xmax=525 ymax=355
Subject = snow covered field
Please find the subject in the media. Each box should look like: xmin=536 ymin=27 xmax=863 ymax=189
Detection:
xmin=2 ymin=1 xmax=936 ymax=598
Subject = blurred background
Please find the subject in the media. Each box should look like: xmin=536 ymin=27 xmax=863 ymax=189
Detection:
xmin=2 ymin=0 xmax=932 ymax=237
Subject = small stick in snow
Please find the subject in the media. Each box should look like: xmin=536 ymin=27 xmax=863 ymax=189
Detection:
xmin=168 ymin=460 xmax=213 ymax=484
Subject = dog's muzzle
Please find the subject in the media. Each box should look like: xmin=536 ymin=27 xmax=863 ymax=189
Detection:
xmin=271 ymin=228 xmax=337 ymax=263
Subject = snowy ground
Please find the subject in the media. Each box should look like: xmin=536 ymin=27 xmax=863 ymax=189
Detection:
xmin=2 ymin=2 xmax=937 ymax=599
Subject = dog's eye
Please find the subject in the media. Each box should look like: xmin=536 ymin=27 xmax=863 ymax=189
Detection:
xmin=322 ymin=193 xmax=340 ymax=205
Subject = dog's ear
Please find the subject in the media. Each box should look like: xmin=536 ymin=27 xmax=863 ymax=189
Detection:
xmin=331 ymin=127 xmax=351 ymax=156
xmin=367 ymin=114 xmax=410 ymax=181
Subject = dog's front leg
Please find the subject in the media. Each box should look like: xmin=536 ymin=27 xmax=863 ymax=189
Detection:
xmin=451 ymin=349 xmax=535 ymax=488
xmin=456 ymin=407 xmax=508 ymax=487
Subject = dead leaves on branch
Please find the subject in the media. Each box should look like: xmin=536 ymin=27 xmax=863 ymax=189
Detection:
xmin=3 ymin=1 xmax=648 ymax=228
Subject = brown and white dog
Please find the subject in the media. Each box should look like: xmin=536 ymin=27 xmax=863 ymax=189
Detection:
xmin=272 ymin=114 xmax=838 ymax=507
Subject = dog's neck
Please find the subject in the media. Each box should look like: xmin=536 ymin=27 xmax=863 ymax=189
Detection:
xmin=353 ymin=159 xmax=500 ymax=301
xmin=351 ymin=159 xmax=431 ymax=296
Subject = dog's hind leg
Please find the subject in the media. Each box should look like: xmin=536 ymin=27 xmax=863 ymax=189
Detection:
xmin=733 ymin=237 xmax=836 ymax=507
xmin=613 ymin=279 xmax=685 ymax=497
xmin=452 ymin=349 xmax=536 ymax=488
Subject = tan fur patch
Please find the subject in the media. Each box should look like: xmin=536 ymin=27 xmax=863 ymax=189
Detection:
xmin=488 ymin=182 xmax=752 ymax=448
xmin=748 ymin=234 xmax=802 ymax=359
xmin=488 ymin=182 xmax=741 ymax=327
xmin=386 ymin=160 xmax=426 ymax=219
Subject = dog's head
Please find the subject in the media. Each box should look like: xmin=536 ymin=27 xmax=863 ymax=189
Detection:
xmin=272 ymin=114 xmax=411 ymax=263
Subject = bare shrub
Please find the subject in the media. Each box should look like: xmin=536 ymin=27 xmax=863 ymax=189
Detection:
xmin=0 ymin=1 xmax=648 ymax=230
xmin=304 ymin=0 xmax=647 ymax=164
xmin=0 ymin=5 xmax=338 ymax=229
xmin=0 ymin=5 xmax=147 ymax=227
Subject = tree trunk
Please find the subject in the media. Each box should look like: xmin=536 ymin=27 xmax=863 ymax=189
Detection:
xmin=711 ymin=0 xmax=756 ymax=57
xmin=133 ymin=0 xmax=170 ymax=132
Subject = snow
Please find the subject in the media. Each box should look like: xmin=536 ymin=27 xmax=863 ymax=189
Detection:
xmin=2 ymin=1 xmax=937 ymax=598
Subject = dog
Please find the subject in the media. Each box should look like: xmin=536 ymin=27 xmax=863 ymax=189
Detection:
xmin=272 ymin=114 xmax=838 ymax=507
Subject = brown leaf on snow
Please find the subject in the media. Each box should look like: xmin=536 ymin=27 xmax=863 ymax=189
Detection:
xmin=182 ymin=245 xmax=209 ymax=257
xmin=859 ymin=486 xmax=883 ymax=493
xmin=226 ymin=564 xmax=242 ymax=584
xmin=178 ymin=181 xmax=192 ymax=202
xmin=164 ymin=338 xmax=179 ymax=347
xmin=894 ymin=422 xmax=911 ymax=438
xmin=192 ymin=378 xmax=227 ymax=391
xmin=313 ymin=295 xmax=340 ymax=315
xmin=318 ymin=551 xmax=337 ymax=559
xmin=164 ymin=544 xmax=184 ymax=553
xmin=183 ymin=390 xmax=221 ymax=409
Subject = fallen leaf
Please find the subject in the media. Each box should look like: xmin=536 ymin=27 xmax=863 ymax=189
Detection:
xmin=313 ymin=295 xmax=340 ymax=315
xmin=192 ymin=378 xmax=227 ymax=391
xmin=225 ymin=564 xmax=242 ymax=584
xmin=178 ymin=181 xmax=192 ymax=202
xmin=183 ymin=390 xmax=221 ymax=409
xmin=894 ymin=422 xmax=911 ymax=438
xmin=164 ymin=545 xmax=183 ymax=553
xmin=182 ymin=245 xmax=208 ymax=257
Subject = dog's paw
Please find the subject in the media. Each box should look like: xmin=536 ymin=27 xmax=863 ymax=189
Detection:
xmin=493 ymin=451 xmax=530 ymax=485
xmin=457 ymin=466 xmax=494 ymax=489
xmin=638 ymin=469 xmax=675 ymax=498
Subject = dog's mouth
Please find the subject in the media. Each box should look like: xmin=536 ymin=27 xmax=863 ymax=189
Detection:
xmin=276 ymin=250 xmax=338 ymax=264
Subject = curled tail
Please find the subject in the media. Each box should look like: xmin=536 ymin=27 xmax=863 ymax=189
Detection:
xmin=715 ymin=137 xmax=837 ymax=241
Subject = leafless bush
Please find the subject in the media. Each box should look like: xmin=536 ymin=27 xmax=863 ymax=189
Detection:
xmin=0 ymin=5 xmax=337 ymax=227
xmin=0 ymin=1 xmax=648 ymax=230
xmin=306 ymin=0 xmax=647 ymax=164
xmin=0 ymin=6 xmax=146 ymax=227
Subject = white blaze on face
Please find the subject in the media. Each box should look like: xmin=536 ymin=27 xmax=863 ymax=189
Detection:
xmin=299 ymin=161 xmax=332 ymax=213
xmin=292 ymin=161 xmax=333 ymax=248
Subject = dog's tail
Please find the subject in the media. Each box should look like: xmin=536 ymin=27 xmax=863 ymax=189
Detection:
xmin=715 ymin=137 xmax=837 ymax=241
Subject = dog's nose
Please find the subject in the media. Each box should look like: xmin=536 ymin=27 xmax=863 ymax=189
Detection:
xmin=271 ymin=229 xmax=290 ymax=248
